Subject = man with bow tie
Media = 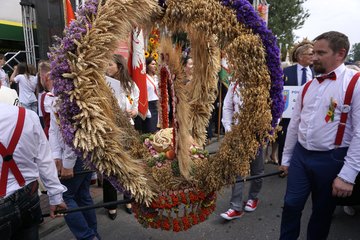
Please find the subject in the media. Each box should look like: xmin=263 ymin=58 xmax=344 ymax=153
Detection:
xmin=279 ymin=31 xmax=360 ymax=240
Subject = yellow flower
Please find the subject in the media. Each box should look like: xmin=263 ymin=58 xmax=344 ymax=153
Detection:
xmin=149 ymin=38 xmax=155 ymax=44
xmin=145 ymin=51 xmax=150 ymax=58
xmin=152 ymin=52 xmax=159 ymax=60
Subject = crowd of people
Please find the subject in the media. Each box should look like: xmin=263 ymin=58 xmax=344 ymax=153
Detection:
xmin=1 ymin=30 xmax=360 ymax=240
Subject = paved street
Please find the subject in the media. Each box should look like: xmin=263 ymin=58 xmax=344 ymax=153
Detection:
xmin=40 ymin=161 xmax=360 ymax=240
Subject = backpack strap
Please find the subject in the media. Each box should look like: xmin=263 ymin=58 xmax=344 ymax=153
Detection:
xmin=334 ymin=72 xmax=360 ymax=146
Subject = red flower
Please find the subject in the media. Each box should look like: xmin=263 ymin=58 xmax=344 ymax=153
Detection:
xmin=162 ymin=219 xmax=171 ymax=231
xmin=199 ymin=213 xmax=206 ymax=222
xmin=182 ymin=216 xmax=191 ymax=231
xmin=190 ymin=213 xmax=198 ymax=225
xmin=171 ymin=194 xmax=179 ymax=206
xmin=179 ymin=192 xmax=187 ymax=204
xmin=173 ymin=219 xmax=181 ymax=232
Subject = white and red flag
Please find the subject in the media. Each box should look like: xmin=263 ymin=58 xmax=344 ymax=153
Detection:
xmin=128 ymin=28 xmax=148 ymax=119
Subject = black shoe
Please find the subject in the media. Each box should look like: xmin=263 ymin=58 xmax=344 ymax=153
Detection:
xmin=107 ymin=210 xmax=117 ymax=220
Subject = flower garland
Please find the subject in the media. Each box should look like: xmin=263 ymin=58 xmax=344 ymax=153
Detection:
xmin=220 ymin=0 xmax=284 ymax=130
xmin=146 ymin=27 xmax=160 ymax=61
xmin=159 ymin=65 xmax=170 ymax=128
xmin=133 ymin=189 xmax=216 ymax=232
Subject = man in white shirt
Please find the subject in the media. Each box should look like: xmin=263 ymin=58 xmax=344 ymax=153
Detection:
xmin=0 ymin=84 xmax=67 ymax=239
xmin=220 ymin=82 xmax=264 ymax=220
xmin=279 ymin=31 xmax=360 ymax=239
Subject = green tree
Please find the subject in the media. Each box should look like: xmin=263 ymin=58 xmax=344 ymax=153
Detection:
xmin=348 ymin=43 xmax=360 ymax=62
xmin=268 ymin=0 xmax=310 ymax=60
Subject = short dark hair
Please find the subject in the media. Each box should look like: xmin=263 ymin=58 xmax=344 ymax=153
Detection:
xmin=0 ymin=54 xmax=5 ymax=60
xmin=314 ymin=31 xmax=350 ymax=59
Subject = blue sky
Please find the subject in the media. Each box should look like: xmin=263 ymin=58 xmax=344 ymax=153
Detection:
xmin=293 ymin=0 xmax=360 ymax=46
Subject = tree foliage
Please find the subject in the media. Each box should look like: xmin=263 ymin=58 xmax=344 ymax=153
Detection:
xmin=268 ymin=0 xmax=310 ymax=59
xmin=349 ymin=43 xmax=360 ymax=62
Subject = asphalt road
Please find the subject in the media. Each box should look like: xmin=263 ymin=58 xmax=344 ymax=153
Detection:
xmin=41 ymin=164 xmax=360 ymax=240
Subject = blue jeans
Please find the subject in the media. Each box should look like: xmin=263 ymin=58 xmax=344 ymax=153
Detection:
xmin=0 ymin=181 xmax=42 ymax=240
xmin=280 ymin=142 xmax=347 ymax=240
xmin=61 ymin=159 xmax=100 ymax=240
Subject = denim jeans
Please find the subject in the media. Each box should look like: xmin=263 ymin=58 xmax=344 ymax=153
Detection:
xmin=0 ymin=181 xmax=42 ymax=240
xmin=61 ymin=159 xmax=100 ymax=240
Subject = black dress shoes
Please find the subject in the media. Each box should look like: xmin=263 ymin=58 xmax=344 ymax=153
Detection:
xmin=107 ymin=210 xmax=117 ymax=220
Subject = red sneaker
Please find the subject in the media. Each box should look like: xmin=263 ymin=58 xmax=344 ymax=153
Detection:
xmin=220 ymin=209 xmax=244 ymax=220
xmin=244 ymin=199 xmax=259 ymax=212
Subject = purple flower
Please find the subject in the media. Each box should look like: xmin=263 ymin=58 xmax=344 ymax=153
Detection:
xmin=220 ymin=0 xmax=284 ymax=129
xmin=48 ymin=0 xmax=99 ymax=155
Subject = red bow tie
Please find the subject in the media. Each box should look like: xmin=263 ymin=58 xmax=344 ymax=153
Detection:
xmin=316 ymin=72 xmax=336 ymax=83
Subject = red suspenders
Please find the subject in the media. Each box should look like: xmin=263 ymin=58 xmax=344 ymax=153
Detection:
xmin=334 ymin=72 xmax=360 ymax=146
xmin=0 ymin=107 xmax=26 ymax=197
xmin=301 ymin=72 xmax=360 ymax=146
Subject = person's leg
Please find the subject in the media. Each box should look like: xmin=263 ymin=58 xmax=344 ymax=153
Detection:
xmin=229 ymin=177 xmax=245 ymax=211
xmin=248 ymin=149 xmax=265 ymax=200
xmin=0 ymin=197 xmax=20 ymax=240
xmin=76 ymin=172 xmax=98 ymax=237
xmin=307 ymin=148 xmax=347 ymax=240
xmin=277 ymin=119 xmax=290 ymax=165
xmin=12 ymin=182 xmax=42 ymax=240
xmin=102 ymin=179 xmax=118 ymax=210
xmin=62 ymin=160 xmax=97 ymax=240
xmin=280 ymin=143 xmax=311 ymax=240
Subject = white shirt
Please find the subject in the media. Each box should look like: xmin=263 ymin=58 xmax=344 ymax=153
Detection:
xmin=0 ymin=68 xmax=9 ymax=87
xmin=14 ymin=74 xmax=37 ymax=104
xmin=146 ymin=74 xmax=159 ymax=101
xmin=296 ymin=64 xmax=313 ymax=86
xmin=0 ymin=86 xmax=19 ymax=106
xmin=222 ymin=82 xmax=242 ymax=132
xmin=283 ymin=64 xmax=360 ymax=183
xmin=0 ymin=103 xmax=66 ymax=204
xmin=46 ymin=92 xmax=77 ymax=169
xmin=117 ymin=84 xmax=139 ymax=125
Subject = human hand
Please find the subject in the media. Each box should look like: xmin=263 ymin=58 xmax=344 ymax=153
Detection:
xmin=332 ymin=177 xmax=353 ymax=198
xmin=127 ymin=109 xmax=137 ymax=118
xmin=49 ymin=201 xmax=67 ymax=218
xmin=54 ymin=159 xmax=62 ymax=175
xmin=60 ymin=167 xmax=74 ymax=179
xmin=279 ymin=165 xmax=289 ymax=178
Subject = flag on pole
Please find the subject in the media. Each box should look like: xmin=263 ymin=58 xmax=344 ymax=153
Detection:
xmin=218 ymin=58 xmax=231 ymax=88
xmin=128 ymin=28 xmax=148 ymax=119
xmin=65 ymin=0 xmax=75 ymax=26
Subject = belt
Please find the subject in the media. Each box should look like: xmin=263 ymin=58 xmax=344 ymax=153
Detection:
xmin=0 ymin=180 xmax=38 ymax=205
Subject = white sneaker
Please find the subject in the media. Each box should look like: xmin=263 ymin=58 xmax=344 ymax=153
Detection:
xmin=344 ymin=206 xmax=356 ymax=216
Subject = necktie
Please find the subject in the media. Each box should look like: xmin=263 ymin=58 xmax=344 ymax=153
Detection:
xmin=301 ymin=67 xmax=307 ymax=85
xmin=316 ymin=72 xmax=337 ymax=83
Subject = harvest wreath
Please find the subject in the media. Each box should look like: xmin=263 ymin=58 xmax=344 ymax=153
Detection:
xmin=49 ymin=0 xmax=283 ymax=231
